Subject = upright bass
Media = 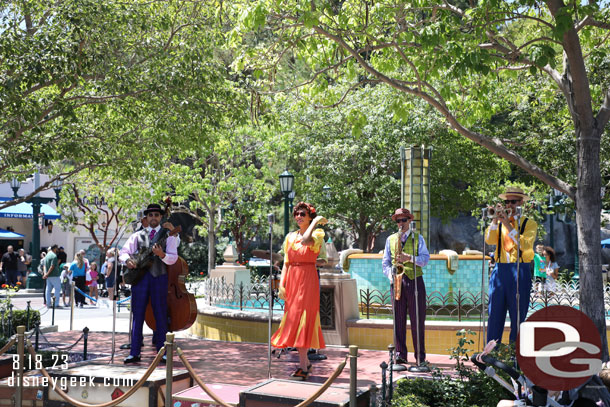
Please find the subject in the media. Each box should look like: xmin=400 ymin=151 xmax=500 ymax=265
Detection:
xmin=143 ymin=200 xmax=197 ymax=332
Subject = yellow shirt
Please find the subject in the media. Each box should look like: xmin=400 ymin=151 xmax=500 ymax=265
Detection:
xmin=485 ymin=217 xmax=537 ymax=263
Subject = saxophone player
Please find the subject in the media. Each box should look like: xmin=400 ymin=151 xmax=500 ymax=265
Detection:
xmin=382 ymin=208 xmax=430 ymax=365
xmin=485 ymin=187 xmax=537 ymax=344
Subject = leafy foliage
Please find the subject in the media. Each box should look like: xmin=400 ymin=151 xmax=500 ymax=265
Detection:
xmin=393 ymin=330 xmax=514 ymax=407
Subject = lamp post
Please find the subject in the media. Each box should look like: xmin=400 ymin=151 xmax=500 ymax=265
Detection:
xmin=288 ymin=191 xmax=295 ymax=213
xmin=11 ymin=176 xmax=62 ymax=289
xmin=279 ymin=171 xmax=294 ymax=237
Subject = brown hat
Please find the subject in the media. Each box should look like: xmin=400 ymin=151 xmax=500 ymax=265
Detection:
xmin=391 ymin=208 xmax=414 ymax=221
xmin=498 ymin=186 xmax=530 ymax=202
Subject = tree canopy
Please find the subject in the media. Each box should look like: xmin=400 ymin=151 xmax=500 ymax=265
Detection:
xmin=231 ymin=0 xmax=610 ymax=357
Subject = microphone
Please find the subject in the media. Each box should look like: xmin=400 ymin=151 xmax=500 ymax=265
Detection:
xmin=410 ymin=221 xmax=416 ymax=232
xmin=267 ymin=213 xmax=275 ymax=224
xmin=515 ymin=206 xmax=522 ymax=217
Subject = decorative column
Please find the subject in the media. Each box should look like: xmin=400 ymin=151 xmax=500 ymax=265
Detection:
xmin=400 ymin=146 xmax=431 ymax=243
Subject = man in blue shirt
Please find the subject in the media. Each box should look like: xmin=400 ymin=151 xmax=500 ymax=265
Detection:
xmin=382 ymin=208 xmax=430 ymax=366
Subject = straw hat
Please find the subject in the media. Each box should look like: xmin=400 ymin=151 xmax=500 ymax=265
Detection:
xmin=391 ymin=208 xmax=414 ymax=221
xmin=498 ymin=187 xmax=530 ymax=202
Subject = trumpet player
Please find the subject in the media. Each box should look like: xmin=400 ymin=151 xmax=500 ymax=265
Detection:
xmin=485 ymin=187 xmax=537 ymax=344
xmin=382 ymin=208 xmax=430 ymax=365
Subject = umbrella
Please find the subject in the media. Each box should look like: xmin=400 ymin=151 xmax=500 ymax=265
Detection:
xmin=0 ymin=228 xmax=25 ymax=239
xmin=0 ymin=200 xmax=60 ymax=219
xmin=602 ymin=238 xmax=610 ymax=249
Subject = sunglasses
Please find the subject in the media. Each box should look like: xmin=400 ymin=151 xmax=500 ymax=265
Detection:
xmin=504 ymin=199 xmax=521 ymax=204
xmin=395 ymin=218 xmax=410 ymax=224
xmin=294 ymin=211 xmax=307 ymax=218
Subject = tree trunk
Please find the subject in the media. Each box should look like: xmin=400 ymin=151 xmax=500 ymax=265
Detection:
xmin=357 ymin=215 xmax=368 ymax=252
xmin=575 ymin=125 xmax=607 ymax=360
xmin=207 ymin=208 xmax=216 ymax=275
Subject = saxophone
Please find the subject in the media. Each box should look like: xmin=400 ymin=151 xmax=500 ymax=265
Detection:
xmin=394 ymin=232 xmax=405 ymax=301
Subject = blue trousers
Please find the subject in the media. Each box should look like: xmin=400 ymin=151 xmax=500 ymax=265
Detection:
xmin=130 ymin=272 xmax=168 ymax=357
xmin=487 ymin=262 xmax=531 ymax=343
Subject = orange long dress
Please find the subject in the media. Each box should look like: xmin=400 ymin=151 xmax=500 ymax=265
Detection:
xmin=271 ymin=229 xmax=326 ymax=350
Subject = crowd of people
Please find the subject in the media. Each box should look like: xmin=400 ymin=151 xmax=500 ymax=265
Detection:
xmin=0 ymin=243 xmax=123 ymax=309
xmin=0 ymin=192 xmax=568 ymax=379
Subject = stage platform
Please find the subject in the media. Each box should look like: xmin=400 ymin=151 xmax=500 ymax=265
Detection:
xmin=0 ymin=330 xmax=464 ymax=406
xmin=28 ymin=330 xmax=461 ymax=386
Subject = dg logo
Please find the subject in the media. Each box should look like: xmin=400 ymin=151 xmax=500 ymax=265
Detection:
xmin=517 ymin=305 xmax=603 ymax=391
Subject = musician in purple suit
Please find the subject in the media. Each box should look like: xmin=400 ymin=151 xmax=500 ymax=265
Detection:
xmin=119 ymin=203 xmax=178 ymax=364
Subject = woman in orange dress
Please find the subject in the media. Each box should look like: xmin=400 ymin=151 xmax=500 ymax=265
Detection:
xmin=271 ymin=201 xmax=327 ymax=380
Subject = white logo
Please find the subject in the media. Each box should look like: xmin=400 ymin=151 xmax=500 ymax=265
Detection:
xmin=520 ymin=321 xmax=602 ymax=378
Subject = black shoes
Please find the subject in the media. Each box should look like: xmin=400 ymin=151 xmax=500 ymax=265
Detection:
xmin=395 ymin=356 xmax=408 ymax=365
xmin=123 ymin=355 xmax=141 ymax=364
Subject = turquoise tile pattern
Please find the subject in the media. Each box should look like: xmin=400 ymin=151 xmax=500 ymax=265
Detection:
xmin=348 ymin=254 xmax=490 ymax=300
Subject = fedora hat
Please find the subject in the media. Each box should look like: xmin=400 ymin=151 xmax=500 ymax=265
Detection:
xmin=498 ymin=186 xmax=530 ymax=202
xmin=391 ymin=208 xmax=414 ymax=221
xmin=143 ymin=203 xmax=163 ymax=215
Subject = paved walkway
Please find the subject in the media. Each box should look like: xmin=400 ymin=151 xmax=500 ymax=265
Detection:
xmin=4 ymin=290 xmax=463 ymax=389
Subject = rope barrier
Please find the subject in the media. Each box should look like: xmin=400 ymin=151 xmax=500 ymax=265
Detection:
xmin=37 ymin=330 xmax=84 ymax=352
xmin=29 ymin=339 xmax=166 ymax=407
xmin=176 ymin=347 xmax=236 ymax=407
xmin=177 ymin=347 xmax=348 ymax=407
xmin=294 ymin=356 xmax=348 ymax=407
xmin=117 ymin=296 xmax=131 ymax=304
xmin=0 ymin=337 xmax=16 ymax=356
xmin=74 ymin=287 xmax=98 ymax=303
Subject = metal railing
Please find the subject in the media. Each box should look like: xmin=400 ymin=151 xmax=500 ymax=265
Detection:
xmin=202 ymin=276 xmax=284 ymax=311
xmin=358 ymin=282 xmax=610 ymax=320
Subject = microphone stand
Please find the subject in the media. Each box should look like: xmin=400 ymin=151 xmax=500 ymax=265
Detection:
xmin=409 ymin=221 xmax=429 ymax=373
xmin=111 ymin=226 xmax=129 ymax=363
xmin=514 ymin=206 xmax=523 ymax=342
xmin=267 ymin=213 xmax=274 ymax=379
xmin=480 ymin=208 xmax=488 ymax=349
xmin=391 ymin=229 xmax=406 ymax=372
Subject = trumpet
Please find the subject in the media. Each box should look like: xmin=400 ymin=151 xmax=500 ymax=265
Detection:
xmin=393 ymin=232 xmax=404 ymax=301
xmin=487 ymin=205 xmax=513 ymax=219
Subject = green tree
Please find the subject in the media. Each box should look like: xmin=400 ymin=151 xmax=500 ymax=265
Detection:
xmin=233 ymin=0 xmax=610 ymax=358
xmin=166 ymin=126 xmax=273 ymax=273
xmin=1 ymin=0 xmax=233 ymax=202
xmin=274 ymin=85 xmax=510 ymax=251
xmin=57 ymin=168 xmax=161 ymax=254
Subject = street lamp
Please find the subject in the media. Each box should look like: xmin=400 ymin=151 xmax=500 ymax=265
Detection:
xmin=288 ymin=191 xmax=295 ymax=214
xmin=10 ymin=178 xmax=21 ymax=198
xmin=10 ymin=176 xmax=62 ymax=289
xmin=279 ymin=170 xmax=294 ymax=237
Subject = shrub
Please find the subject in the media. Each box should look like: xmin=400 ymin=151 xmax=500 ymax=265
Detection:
xmin=392 ymin=330 xmax=514 ymax=407
xmin=179 ymin=241 xmax=209 ymax=278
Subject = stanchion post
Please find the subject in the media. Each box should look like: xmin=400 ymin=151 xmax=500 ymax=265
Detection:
xmin=379 ymin=361 xmax=387 ymax=407
xmin=70 ymin=281 xmax=75 ymax=330
xmin=165 ymin=332 xmax=175 ymax=407
xmin=387 ymin=344 xmax=394 ymax=400
xmin=26 ymin=301 xmax=31 ymax=331
xmin=51 ymin=295 xmax=56 ymax=325
xmin=368 ymin=384 xmax=378 ymax=407
xmin=349 ymin=345 xmax=358 ymax=407
xmin=35 ymin=322 xmax=40 ymax=351
xmin=15 ymin=325 xmax=25 ymax=407
xmin=8 ymin=304 xmax=13 ymax=336
xmin=83 ymin=327 xmax=89 ymax=360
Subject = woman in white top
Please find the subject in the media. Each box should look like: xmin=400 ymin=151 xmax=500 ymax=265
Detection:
xmin=543 ymin=246 xmax=560 ymax=294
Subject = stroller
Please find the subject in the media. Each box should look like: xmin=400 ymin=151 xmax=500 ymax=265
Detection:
xmin=470 ymin=351 xmax=610 ymax=406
